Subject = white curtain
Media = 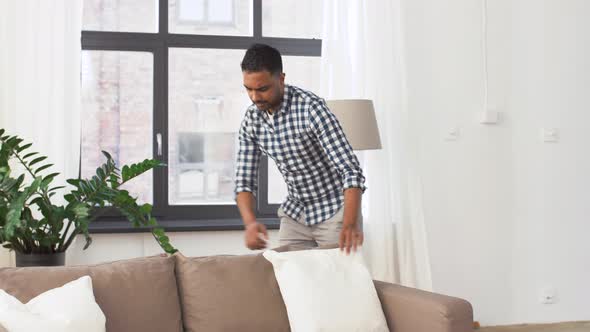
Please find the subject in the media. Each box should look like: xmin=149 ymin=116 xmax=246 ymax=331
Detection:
xmin=321 ymin=0 xmax=432 ymax=290
xmin=0 ymin=1 xmax=83 ymax=267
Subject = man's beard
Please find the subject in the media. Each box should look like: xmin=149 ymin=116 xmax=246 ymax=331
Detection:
xmin=256 ymin=92 xmax=281 ymax=111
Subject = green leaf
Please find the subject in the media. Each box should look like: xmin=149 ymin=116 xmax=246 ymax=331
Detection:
xmin=64 ymin=194 xmax=75 ymax=202
xmin=14 ymin=174 xmax=25 ymax=188
xmin=4 ymin=136 xmax=16 ymax=147
xmin=83 ymin=236 xmax=93 ymax=250
xmin=16 ymin=143 xmax=32 ymax=153
xmin=29 ymin=196 xmax=44 ymax=206
xmin=91 ymin=176 xmax=101 ymax=187
xmin=29 ymin=156 xmax=47 ymax=167
xmin=118 ymin=159 xmax=162 ymax=184
xmin=96 ymin=167 xmax=106 ymax=180
xmin=48 ymin=185 xmax=66 ymax=192
xmin=152 ymin=228 xmax=165 ymax=237
xmin=7 ymin=137 xmax=23 ymax=147
xmin=4 ymin=178 xmax=41 ymax=237
xmin=0 ymin=174 xmax=26 ymax=193
xmin=122 ymin=165 xmax=130 ymax=181
xmin=66 ymin=179 xmax=80 ymax=186
xmin=71 ymin=203 xmax=90 ymax=219
xmin=35 ymin=164 xmax=54 ymax=174
xmin=101 ymin=150 xmax=113 ymax=160
xmin=140 ymin=203 xmax=152 ymax=215
xmin=148 ymin=217 xmax=158 ymax=226
xmin=40 ymin=173 xmax=59 ymax=189
xmin=79 ymin=180 xmax=89 ymax=193
xmin=22 ymin=152 xmax=38 ymax=160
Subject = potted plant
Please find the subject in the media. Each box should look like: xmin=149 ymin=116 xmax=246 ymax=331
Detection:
xmin=0 ymin=129 xmax=177 ymax=267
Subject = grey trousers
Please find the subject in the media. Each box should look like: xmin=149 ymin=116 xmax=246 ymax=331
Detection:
xmin=278 ymin=207 xmax=363 ymax=248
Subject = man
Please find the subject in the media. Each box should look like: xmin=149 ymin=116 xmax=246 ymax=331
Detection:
xmin=235 ymin=44 xmax=366 ymax=254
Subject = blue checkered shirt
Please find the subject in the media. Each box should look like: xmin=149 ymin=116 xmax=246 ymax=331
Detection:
xmin=234 ymin=84 xmax=366 ymax=225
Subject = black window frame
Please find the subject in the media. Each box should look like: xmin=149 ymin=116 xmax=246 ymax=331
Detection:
xmin=83 ymin=0 xmax=322 ymax=233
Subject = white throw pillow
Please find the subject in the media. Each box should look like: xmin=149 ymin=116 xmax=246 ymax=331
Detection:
xmin=0 ymin=275 xmax=106 ymax=332
xmin=263 ymin=248 xmax=389 ymax=332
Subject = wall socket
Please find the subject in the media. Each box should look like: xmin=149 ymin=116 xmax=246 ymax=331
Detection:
xmin=539 ymin=286 xmax=558 ymax=304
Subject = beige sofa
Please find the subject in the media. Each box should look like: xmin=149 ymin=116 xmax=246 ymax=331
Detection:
xmin=0 ymin=250 xmax=473 ymax=332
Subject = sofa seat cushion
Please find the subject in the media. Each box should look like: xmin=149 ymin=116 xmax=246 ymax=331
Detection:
xmin=175 ymin=252 xmax=290 ymax=332
xmin=0 ymin=255 xmax=182 ymax=332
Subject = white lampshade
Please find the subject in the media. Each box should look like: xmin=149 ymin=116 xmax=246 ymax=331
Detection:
xmin=326 ymin=99 xmax=382 ymax=150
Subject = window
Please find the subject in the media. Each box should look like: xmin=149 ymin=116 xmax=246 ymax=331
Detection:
xmin=262 ymin=0 xmax=322 ymax=39
xmin=83 ymin=0 xmax=159 ymax=33
xmin=81 ymin=0 xmax=322 ymax=232
xmin=81 ymin=51 xmax=154 ymax=205
xmin=176 ymin=0 xmax=235 ymax=25
xmin=170 ymin=0 xmax=250 ymax=36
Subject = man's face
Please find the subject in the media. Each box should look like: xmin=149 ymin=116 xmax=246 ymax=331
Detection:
xmin=242 ymin=70 xmax=285 ymax=112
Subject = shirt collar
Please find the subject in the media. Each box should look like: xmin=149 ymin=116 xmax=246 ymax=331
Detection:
xmin=254 ymin=84 xmax=292 ymax=116
xmin=277 ymin=84 xmax=292 ymax=115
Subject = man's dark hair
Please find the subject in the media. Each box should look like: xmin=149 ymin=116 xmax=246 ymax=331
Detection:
xmin=241 ymin=44 xmax=283 ymax=75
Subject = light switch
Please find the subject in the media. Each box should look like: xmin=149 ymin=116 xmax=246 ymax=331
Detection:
xmin=541 ymin=128 xmax=559 ymax=143
xmin=444 ymin=127 xmax=461 ymax=141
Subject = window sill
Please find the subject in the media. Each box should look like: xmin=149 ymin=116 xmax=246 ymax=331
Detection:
xmin=88 ymin=218 xmax=280 ymax=233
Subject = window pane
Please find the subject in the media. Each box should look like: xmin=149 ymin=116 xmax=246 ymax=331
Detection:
xmin=81 ymin=51 xmax=154 ymax=204
xmin=83 ymin=0 xmax=158 ymax=32
xmin=177 ymin=0 xmax=205 ymax=22
xmin=262 ymin=0 xmax=323 ymax=39
xmin=268 ymin=56 xmax=321 ymax=204
xmin=169 ymin=0 xmax=252 ymax=36
xmin=209 ymin=0 xmax=234 ymax=23
xmin=168 ymin=48 xmax=251 ymax=205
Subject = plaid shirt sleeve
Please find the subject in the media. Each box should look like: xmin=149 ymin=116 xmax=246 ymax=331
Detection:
xmin=309 ymin=100 xmax=367 ymax=193
xmin=234 ymin=111 xmax=262 ymax=198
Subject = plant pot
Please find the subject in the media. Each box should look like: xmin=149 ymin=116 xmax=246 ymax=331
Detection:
xmin=15 ymin=252 xmax=65 ymax=267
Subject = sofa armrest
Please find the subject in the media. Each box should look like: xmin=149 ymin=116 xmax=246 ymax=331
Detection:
xmin=373 ymin=280 xmax=473 ymax=332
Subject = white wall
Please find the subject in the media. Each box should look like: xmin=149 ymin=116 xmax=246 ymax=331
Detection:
xmin=403 ymin=0 xmax=590 ymax=326
xmin=402 ymin=0 xmax=515 ymax=325
xmin=509 ymin=0 xmax=590 ymax=324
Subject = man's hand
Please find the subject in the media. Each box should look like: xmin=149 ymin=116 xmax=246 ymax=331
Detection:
xmin=244 ymin=222 xmax=269 ymax=250
xmin=339 ymin=221 xmax=363 ymax=255
xmin=339 ymin=188 xmax=363 ymax=254
xmin=237 ymin=192 xmax=267 ymax=250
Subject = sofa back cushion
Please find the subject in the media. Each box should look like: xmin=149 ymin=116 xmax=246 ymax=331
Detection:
xmin=0 ymin=255 xmax=182 ymax=332
xmin=175 ymin=252 xmax=290 ymax=332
